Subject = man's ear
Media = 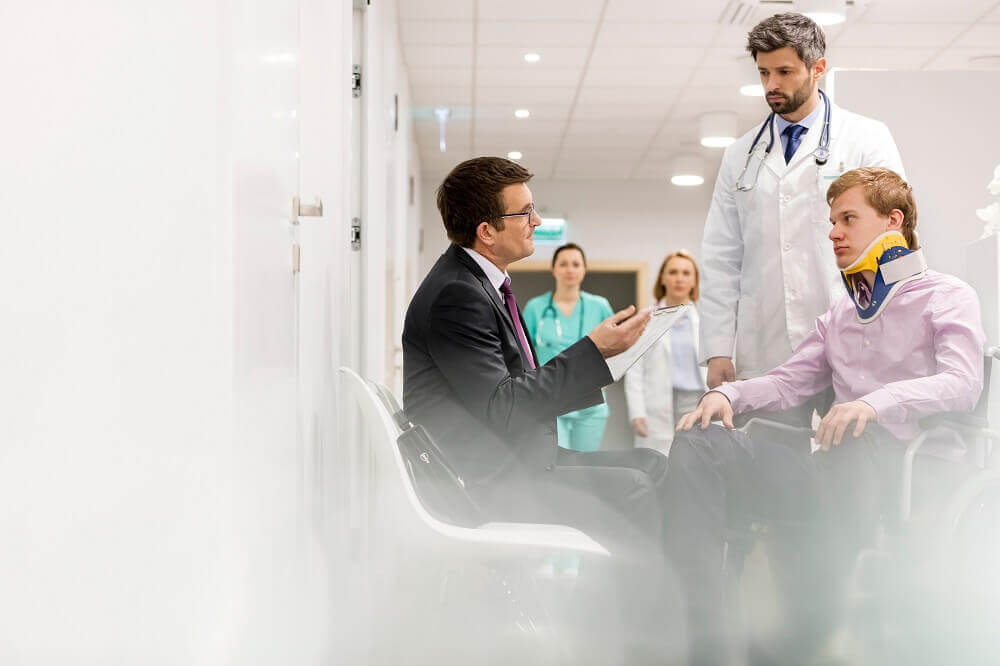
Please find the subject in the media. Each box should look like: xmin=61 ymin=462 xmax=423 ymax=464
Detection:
xmin=887 ymin=209 xmax=904 ymax=230
xmin=813 ymin=57 xmax=827 ymax=81
xmin=476 ymin=220 xmax=495 ymax=247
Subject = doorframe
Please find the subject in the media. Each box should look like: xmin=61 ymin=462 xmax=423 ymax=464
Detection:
xmin=509 ymin=260 xmax=649 ymax=309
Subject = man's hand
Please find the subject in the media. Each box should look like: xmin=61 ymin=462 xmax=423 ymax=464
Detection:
xmin=707 ymin=357 xmax=736 ymax=389
xmin=675 ymin=391 xmax=734 ymax=431
xmin=631 ymin=417 xmax=649 ymax=437
xmin=814 ymin=400 xmax=876 ymax=451
xmin=588 ymin=305 xmax=651 ymax=358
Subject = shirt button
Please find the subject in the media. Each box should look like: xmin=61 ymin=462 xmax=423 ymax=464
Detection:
xmin=859 ymin=374 xmax=865 ymax=381
xmin=864 ymin=339 xmax=870 ymax=346
xmin=783 ymin=242 xmax=792 ymax=251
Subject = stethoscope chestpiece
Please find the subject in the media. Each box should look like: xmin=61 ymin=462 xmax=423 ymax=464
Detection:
xmin=814 ymin=146 xmax=830 ymax=166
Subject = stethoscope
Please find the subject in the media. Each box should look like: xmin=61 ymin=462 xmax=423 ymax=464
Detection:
xmin=536 ymin=293 xmax=584 ymax=346
xmin=734 ymin=88 xmax=832 ymax=192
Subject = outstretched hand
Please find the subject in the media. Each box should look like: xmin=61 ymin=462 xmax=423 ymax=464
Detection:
xmin=675 ymin=391 xmax=735 ymax=431
xmin=588 ymin=305 xmax=651 ymax=358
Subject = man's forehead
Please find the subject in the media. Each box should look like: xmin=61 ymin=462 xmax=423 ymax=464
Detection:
xmin=501 ymin=182 xmax=531 ymax=209
xmin=831 ymin=185 xmax=870 ymax=214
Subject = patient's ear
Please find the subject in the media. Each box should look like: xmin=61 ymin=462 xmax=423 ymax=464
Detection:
xmin=887 ymin=208 xmax=904 ymax=230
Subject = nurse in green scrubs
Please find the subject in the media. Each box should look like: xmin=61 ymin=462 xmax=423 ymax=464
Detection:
xmin=523 ymin=243 xmax=614 ymax=452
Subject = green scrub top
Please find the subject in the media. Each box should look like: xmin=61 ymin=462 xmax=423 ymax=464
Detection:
xmin=522 ymin=290 xmax=614 ymax=366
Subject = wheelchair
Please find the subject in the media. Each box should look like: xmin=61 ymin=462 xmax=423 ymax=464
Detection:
xmin=726 ymin=348 xmax=1000 ymax=666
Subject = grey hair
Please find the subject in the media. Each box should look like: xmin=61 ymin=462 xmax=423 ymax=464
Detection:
xmin=746 ymin=12 xmax=826 ymax=67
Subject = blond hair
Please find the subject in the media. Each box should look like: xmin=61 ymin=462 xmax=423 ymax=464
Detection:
xmin=654 ymin=250 xmax=700 ymax=302
xmin=826 ymin=167 xmax=918 ymax=249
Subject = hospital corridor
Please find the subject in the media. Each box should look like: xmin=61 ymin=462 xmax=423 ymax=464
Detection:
xmin=3 ymin=0 xmax=1000 ymax=664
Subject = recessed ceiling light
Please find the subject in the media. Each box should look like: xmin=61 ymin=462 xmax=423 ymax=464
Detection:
xmin=508 ymin=151 xmax=523 ymax=160
xmin=514 ymin=109 xmax=531 ymax=119
xmin=740 ymin=83 xmax=765 ymax=97
xmin=523 ymin=53 xmax=541 ymax=63
xmin=671 ymin=154 xmax=705 ymax=187
xmin=671 ymin=175 xmax=705 ymax=187
xmin=699 ymin=112 xmax=738 ymax=149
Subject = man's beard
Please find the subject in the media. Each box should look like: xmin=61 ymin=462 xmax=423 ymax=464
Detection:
xmin=766 ymin=79 xmax=814 ymax=115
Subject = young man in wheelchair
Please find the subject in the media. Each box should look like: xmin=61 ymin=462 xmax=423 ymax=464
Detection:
xmin=665 ymin=167 xmax=986 ymax=665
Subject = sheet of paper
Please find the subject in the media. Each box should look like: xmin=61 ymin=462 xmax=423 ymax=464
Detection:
xmin=606 ymin=304 xmax=690 ymax=381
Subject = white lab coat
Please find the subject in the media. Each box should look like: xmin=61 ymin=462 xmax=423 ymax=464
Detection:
xmin=625 ymin=304 xmax=707 ymax=453
xmin=699 ymin=100 xmax=905 ymax=379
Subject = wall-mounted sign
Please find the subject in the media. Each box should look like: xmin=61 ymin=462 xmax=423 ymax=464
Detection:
xmin=534 ymin=217 xmax=567 ymax=245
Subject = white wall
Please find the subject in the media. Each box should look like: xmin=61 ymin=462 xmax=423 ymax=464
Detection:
xmin=0 ymin=0 xmax=378 ymax=662
xmin=831 ymin=70 xmax=1000 ymax=282
xmin=420 ymin=176 xmax=717 ymax=298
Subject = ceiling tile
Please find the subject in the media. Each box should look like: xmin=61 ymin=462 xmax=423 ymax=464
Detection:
xmin=986 ymin=4 xmax=1000 ymax=22
xmin=857 ymin=0 xmax=997 ymax=23
xmin=702 ymin=45 xmax=754 ymax=68
xmin=478 ymin=0 xmax=604 ymax=22
xmin=553 ymin=161 xmax=635 ymax=179
xmin=476 ymin=46 xmax=589 ymax=68
xmin=476 ymin=86 xmax=578 ymax=105
xmin=953 ymin=24 xmax=1000 ymax=47
xmin=631 ymin=161 xmax=675 ymax=180
xmin=400 ymin=21 xmax=474 ymax=46
xmin=558 ymin=146 xmax=643 ymax=162
xmin=403 ymin=45 xmax=474 ymax=68
xmin=474 ymin=118 xmax=567 ymax=136
xmin=476 ymin=130 xmax=564 ymax=148
xmin=596 ymin=22 xmax=718 ymax=47
xmin=476 ymin=67 xmax=581 ymax=86
xmin=834 ymin=23 xmax=967 ymax=48
xmin=478 ymin=21 xmax=597 ymax=46
xmin=924 ymin=47 xmax=1000 ymax=69
xmin=575 ymin=85 xmax=679 ymax=105
xmin=398 ymin=0 xmax=475 ymax=21
xmin=825 ymin=47 xmax=939 ymax=70
xmin=408 ymin=67 xmax=472 ymax=87
xmin=588 ymin=46 xmax=705 ymax=68
xmin=604 ymin=0 xmax=725 ymax=23
xmin=572 ymin=103 xmax=668 ymax=120
xmin=583 ymin=67 xmax=690 ymax=87
xmin=474 ymin=104 xmax=573 ymax=121
xmin=411 ymin=86 xmax=473 ymax=108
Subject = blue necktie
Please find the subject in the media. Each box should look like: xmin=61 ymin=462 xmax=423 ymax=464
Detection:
xmin=782 ymin=124 xmax=807 ymax=164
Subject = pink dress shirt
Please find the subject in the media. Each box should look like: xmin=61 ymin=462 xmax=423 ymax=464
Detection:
xmin=715 ymin=270 xmax=986 ymax=445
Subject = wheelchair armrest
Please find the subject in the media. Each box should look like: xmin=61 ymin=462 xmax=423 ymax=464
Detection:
xmin=918 ymin=411 xmax=988 ymax=432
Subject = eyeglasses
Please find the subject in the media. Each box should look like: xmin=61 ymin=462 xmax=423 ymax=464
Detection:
xmin=498 ymin=203 xmax=536 ymax=223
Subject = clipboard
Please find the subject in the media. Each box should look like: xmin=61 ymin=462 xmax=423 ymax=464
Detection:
xmin=606 ymin=304 xmax=690 ymax=381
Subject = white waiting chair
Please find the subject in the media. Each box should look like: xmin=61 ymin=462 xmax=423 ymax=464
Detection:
xmin=340 ymin=367 xmax=610 ymax=664
xmin=339 ymin=366 xmax=608 ymax=558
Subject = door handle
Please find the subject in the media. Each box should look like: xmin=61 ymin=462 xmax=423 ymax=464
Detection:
xmin=292 ymin=196 xmax=323 ymax=221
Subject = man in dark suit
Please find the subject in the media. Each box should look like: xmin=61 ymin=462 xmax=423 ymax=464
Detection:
xmin=403 ymin=157 xmax=680 ymax=662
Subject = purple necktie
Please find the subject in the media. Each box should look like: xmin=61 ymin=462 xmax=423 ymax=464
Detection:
xmin=499 ymin=277 xmax=536 ymax=370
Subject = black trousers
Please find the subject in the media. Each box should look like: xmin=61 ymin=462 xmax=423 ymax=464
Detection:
xmin=664 ymin=423 xmax=905 ymax=665
xmin=479 ymin=446 xmax=684 ymax=664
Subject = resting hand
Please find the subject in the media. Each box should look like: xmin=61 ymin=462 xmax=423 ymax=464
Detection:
xmin=814 ymin=400 xmax=876 ymax=451
xmin=675 ymin=391 xmax=735 ymax=431
xmin=588 ymin=305 xmax=651 ymax=358
xmin=706 ymin=357 xmax=736 ymax=389
xmin=632 ymin=417 xmax=649 ymax=437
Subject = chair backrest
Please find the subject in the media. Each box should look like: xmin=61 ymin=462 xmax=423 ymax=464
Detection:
xmin=340 ymin=367 xmax=482 ymax=533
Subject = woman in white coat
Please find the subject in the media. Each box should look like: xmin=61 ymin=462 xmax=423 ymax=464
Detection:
xmin=625 ymin=250 xmax=707 ymax=454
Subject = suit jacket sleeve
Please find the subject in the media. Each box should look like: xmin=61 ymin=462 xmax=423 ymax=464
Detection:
xmin=427 ymin=280 xmax=611 ymax=435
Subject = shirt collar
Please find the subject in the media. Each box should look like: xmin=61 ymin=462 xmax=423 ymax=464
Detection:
xmin=461 ymin=246 xmax=509 ymax=296
xmin=775 ymin=96 xmax=824 ymax=136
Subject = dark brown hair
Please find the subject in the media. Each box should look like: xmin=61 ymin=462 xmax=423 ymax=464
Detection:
xmin=826 ymin=167 xmax=919 ymax=249
xmin=436 ymin=156 xmax=534 ymax=248
xmin=653 ymin=250 xmax=700 ymax=302
xmin=551 ymin=243 xmax=587 ymax=268
xmin=746 ymin=12 xmax=826 ymax=67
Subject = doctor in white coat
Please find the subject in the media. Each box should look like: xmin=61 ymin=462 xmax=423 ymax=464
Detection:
xmin=700 ymin=13 xmax=905 ymax=397
xmin=626 ymin=251 xmax=708 ymax=453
